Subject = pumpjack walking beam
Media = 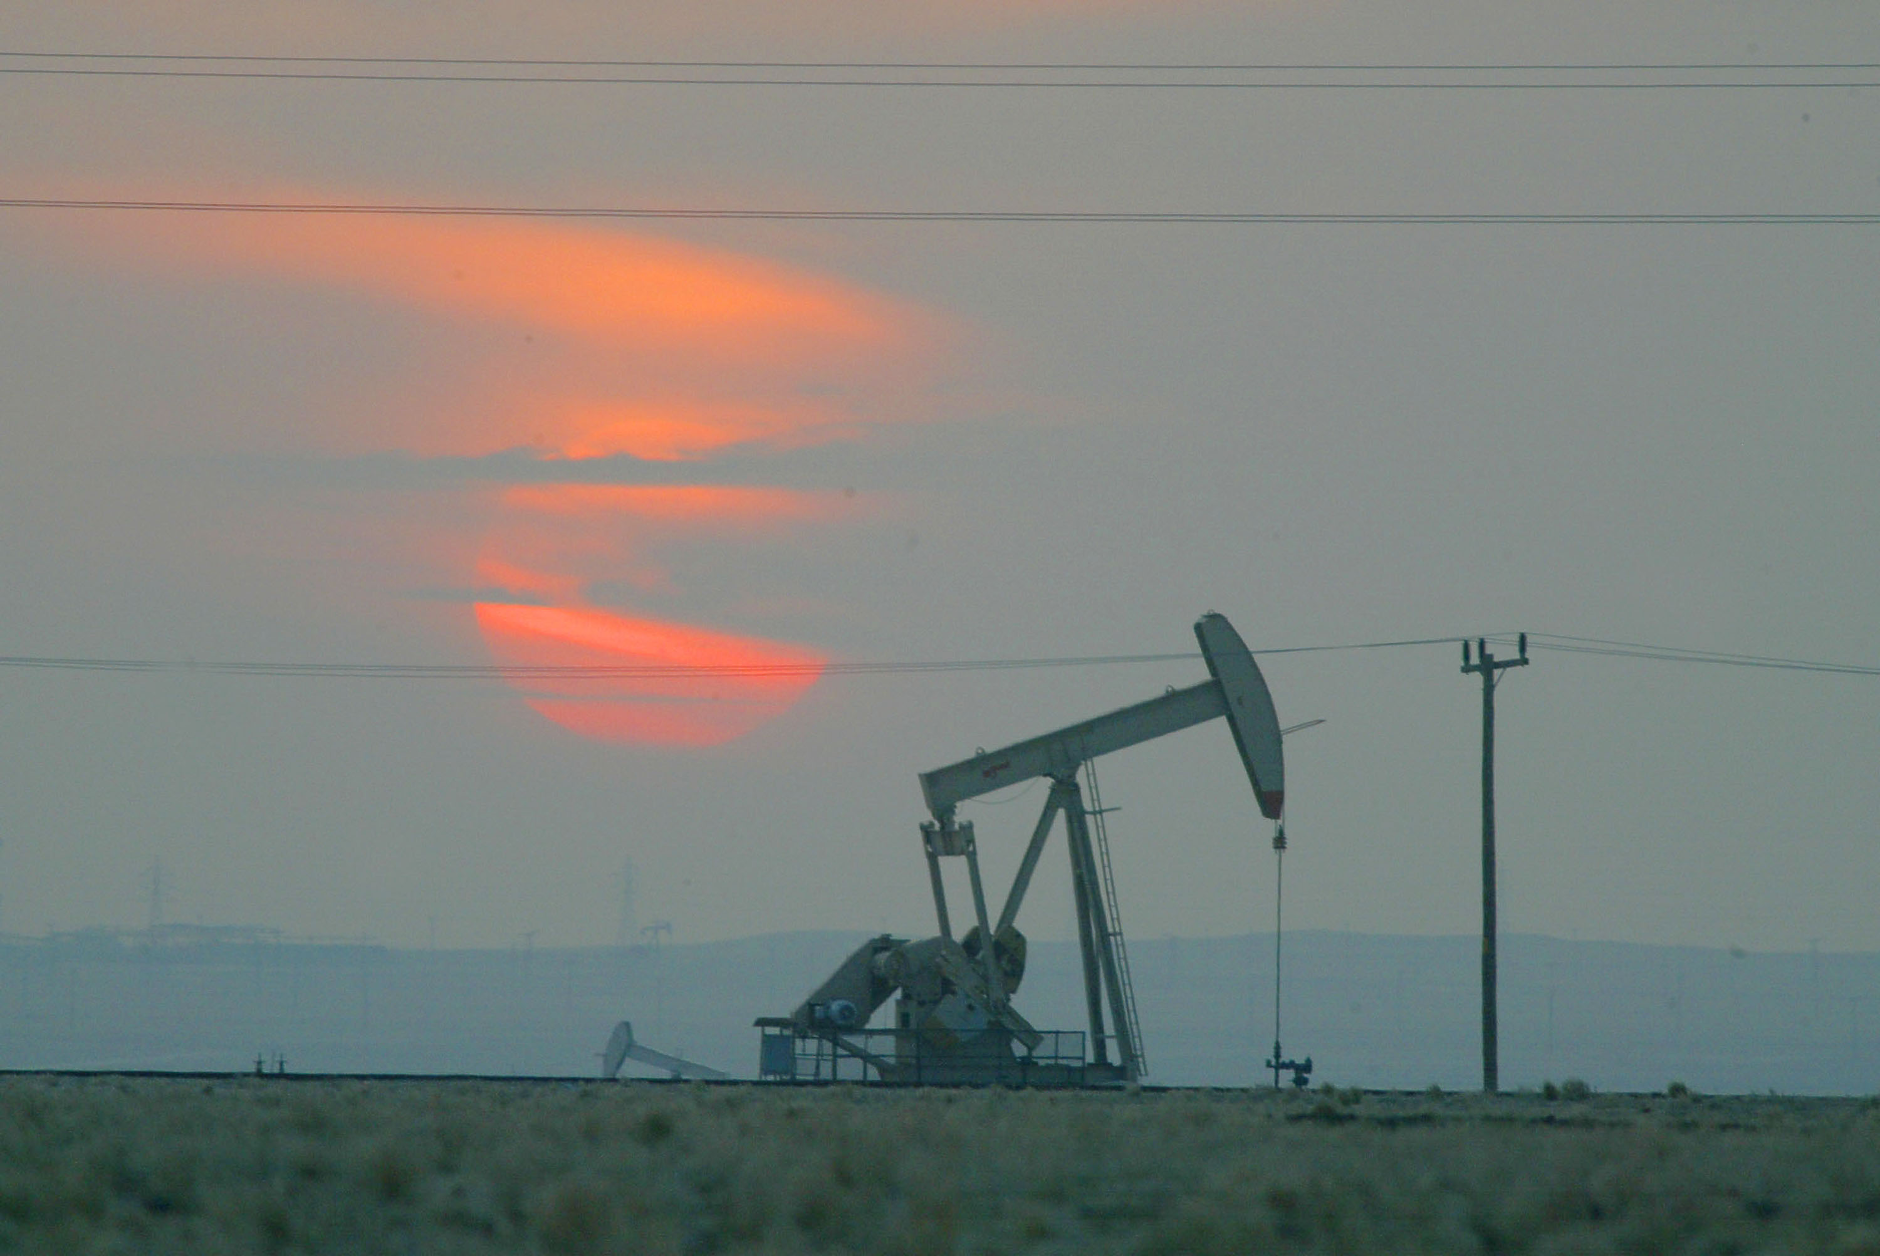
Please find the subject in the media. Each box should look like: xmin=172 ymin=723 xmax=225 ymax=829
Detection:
xmin=1460 ymin=633 xmax=1528 ymax=1094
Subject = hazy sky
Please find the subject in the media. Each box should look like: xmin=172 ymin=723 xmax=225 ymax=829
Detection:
xmin=1 ymin=1 xmax=1875 ymax=955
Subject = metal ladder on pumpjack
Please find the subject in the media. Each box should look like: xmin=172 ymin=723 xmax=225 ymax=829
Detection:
xmin=1084 ymin=758 xmax=1147 ymax=1077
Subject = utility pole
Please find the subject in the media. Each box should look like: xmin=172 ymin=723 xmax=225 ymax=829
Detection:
xmin=1460 ymin=633 xmax=1527 ymax=1093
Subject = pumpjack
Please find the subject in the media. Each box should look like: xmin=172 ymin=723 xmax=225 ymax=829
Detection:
xmin=757 ymin=612 xmax=1285 ymax=1085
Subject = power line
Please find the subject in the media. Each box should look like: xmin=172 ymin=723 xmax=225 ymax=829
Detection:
xmin=6 ymin=69 xmax=1878 ymax=89
xmin=10 ymin=54 xmax=1880 ymax=68
xmin=2 ymin=52 xmax=1876 ymax=88
xmin=0 ymin=633 xmax=1871 ymax=681
xmin=0 ymin=637 xmax=1467 ymax=681
xmin=4 ymin=199 xmax=1876 ymax=225
xmin=1524 ymin=633 xmax=1880 ymax=677
xmin=0 ymin=652 xmax=1191 ymax=680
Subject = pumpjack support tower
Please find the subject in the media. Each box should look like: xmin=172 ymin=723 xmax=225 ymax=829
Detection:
xmin=757 ymin=612 xmax=1285 ymax=1085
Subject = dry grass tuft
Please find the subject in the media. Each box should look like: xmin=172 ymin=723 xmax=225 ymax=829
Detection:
xmin=363 ymin=1141 xmax=417 ymax=1202
xmin=633 ymin=1108 xmax=675 ymax=1146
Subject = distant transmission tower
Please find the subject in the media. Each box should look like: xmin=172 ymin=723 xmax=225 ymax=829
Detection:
xmin=616 ymin=858 xmax=638 ymax=949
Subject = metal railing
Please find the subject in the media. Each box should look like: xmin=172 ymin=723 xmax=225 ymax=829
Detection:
xmin=758 ymin=1027 xmax=1089 ymax=1086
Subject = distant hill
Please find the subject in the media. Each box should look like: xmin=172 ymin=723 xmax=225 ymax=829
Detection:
xmin=1 ymin=931 xmax=1874 ymax=1093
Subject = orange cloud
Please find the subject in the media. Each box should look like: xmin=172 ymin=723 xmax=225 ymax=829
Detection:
xmin=35 ymin=192 xmax=951 ymax=459
xmin=29 ymin=190 xmax=953 ymax=745
xmin=474 ymin=602 xmax=825 ymax=745
xmin=57 ymin=201 xmax=928 ymax=369
xmin=552 ymin=397 xmax=854 ymax=462
xmin=495 ymin=484 xmax=848 ymax=527
xmin=469 ymin=482 xmax=854 ymax=744
xmin=467 ymin=478 xmax=859 ymax=744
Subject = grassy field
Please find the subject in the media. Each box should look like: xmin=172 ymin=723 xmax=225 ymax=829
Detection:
xmin=1 ymin=1076 xmax=1877 ymax=1254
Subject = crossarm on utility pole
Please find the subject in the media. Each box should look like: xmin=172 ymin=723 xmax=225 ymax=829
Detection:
xmin=919 ymin=680 xmax=1227 ymax=819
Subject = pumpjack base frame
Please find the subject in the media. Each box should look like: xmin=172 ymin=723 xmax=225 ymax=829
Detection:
xmin=756 ymin=1021 xmax=1121 ymax=1088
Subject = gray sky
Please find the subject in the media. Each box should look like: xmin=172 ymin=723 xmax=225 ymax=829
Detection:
xmin=1 ymin=0 xmax=1875 ymax=954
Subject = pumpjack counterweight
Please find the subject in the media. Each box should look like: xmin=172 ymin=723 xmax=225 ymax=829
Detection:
xmin=758 ymin=612 xmax=1286 ymax=1086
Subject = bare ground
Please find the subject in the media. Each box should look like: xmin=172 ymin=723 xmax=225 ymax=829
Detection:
xmin=1 ymin=1075 xmax=1877 ymax=1254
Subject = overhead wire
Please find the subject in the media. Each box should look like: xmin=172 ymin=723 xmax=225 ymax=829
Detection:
xmin=0 ymin=637 xmax=1450 ymax=680
xmin=0 ymin=650 xmax=1197 ymax=680
xmin=6 ymin=70 xmax=1878 ymax=88
xmin=2 ymin=52 xmax=1877 ymax=88
xmin=8 ymin=54 xmax=1880 ymax=67
xmin=2 ymin=200 xmax=1875 ymax=225
xmin=1521 ymin=633 xmax=1880 ymax=677
xmin=0 ymin=633 xmax=1871 ymax=681
xmin=0 ymin=637 xmax=1473 ymax=681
